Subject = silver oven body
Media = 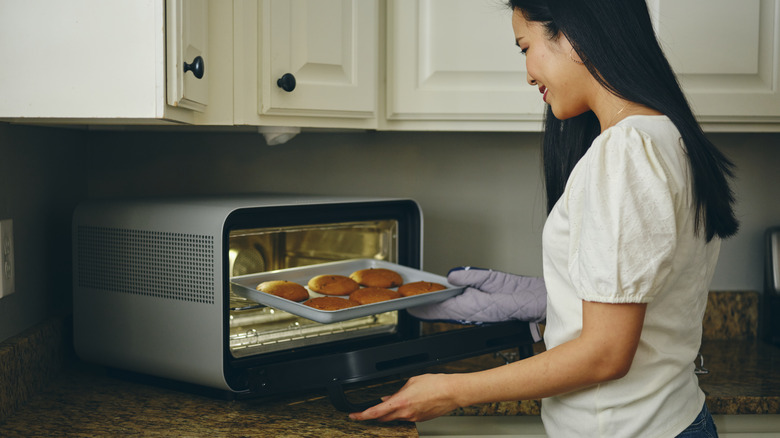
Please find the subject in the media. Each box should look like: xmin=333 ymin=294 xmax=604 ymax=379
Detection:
xmin=73 ymin=195 xmax=423 ymax=393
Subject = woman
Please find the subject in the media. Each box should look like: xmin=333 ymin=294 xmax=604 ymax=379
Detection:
xmin=350 ymin=0 xmax=737 ymax=436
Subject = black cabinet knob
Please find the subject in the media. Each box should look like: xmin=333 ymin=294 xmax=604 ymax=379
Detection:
xmin=276 ymin=73 xmax=296 ymax=92
xmin=183 ymin=56 xmax=205 ymax=79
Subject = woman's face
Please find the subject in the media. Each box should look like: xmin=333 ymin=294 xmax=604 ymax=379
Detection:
xmin=512 ymin=9 xmax=594 ymax=120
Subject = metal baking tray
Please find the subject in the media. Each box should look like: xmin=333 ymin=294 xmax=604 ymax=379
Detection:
xmin=230 ymin=259 xmax=463 ymax=323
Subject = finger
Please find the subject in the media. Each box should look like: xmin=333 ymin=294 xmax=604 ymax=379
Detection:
xmin=349 ymin=399 xmax=396 ymax=421
xmin=374 ymin=412 xmax=407 ymax=423
xmin=371 ymin=401 xmax=409 ymax=423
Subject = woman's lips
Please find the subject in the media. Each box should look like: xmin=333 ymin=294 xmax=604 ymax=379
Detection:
xmin=539 ymin=86 xmax=548 ymax=103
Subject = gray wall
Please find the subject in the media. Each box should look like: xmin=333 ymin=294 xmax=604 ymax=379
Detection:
xmin=0 ymin=124 xmax=87 ymax=342
xmin=1 ymin=122 xmax=779 ymax=342
xmin=84 ymin=129 xmax=780 ymax=289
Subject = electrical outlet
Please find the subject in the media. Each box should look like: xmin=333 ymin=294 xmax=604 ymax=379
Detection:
xmin=0 ymin=219 xmax=14 ymax=298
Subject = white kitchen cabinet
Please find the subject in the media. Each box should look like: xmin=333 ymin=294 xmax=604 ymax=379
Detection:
xmin=3 ymin=0 xmax=779 ymax=132
xmin=233 ymin=0 xmax=379 ymax=129
xmin=385 ymin=0 xmax=546 ymax=131
xmin=387 ymin=0 xmax=780 ymax=132
xmin=0 ymin=0 xmax=232 ymax=125
xmin=648 ymin=0 xmax=780 ymax=130
xmin=713 ymin=414 xmax=780 ymax=437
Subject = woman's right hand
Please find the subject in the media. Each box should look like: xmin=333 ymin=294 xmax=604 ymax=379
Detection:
xmin=349 ymin=373 xmax=462 ymax=423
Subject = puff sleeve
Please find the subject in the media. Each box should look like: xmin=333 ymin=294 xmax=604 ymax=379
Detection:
xmin=566 ymin=126 xmax=679 ymax=303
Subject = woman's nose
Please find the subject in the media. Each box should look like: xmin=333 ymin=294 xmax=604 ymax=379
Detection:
xmin=527 ymin=73 xmax=537 ymax=86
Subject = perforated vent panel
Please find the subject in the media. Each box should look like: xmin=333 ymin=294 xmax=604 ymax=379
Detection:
xmin=77 ymin=226 xmax=216 ymax=304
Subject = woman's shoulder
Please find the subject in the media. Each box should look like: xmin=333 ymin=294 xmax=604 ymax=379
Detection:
xmin=607 ymin=114 xmax=679 ymax=146
xmin=591 ymin=114 xmax=681 ymax=158
xmin=585 ymin=114 xmax=688 ymax=193
xmin=617 ymin=113 xmax=675 ymax=128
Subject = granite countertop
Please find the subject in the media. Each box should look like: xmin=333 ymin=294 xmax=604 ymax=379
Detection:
xmin=0 ymin=292 xmax=778 ymax=436
xmin=698 ymin=340 xmax=780 ymax=414
xmin=0 ymin=338 xmax=777 ymax=437
xmin=0 ymin=359 xmax=417 ymax=438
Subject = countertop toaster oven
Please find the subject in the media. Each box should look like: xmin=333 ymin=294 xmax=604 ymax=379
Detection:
xmin=72 ymin=195 xmax=534 ymax=410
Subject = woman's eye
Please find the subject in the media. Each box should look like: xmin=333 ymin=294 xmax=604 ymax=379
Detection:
xmin=520 ymin=48 xmax=528 ymax=56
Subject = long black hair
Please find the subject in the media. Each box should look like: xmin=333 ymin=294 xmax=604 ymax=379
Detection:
xmin=509 ymin=0 xmax=738 ymax=241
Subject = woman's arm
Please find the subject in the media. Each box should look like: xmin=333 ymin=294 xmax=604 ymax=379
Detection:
xmin=349 ymin=300 xmax=647 ymax=422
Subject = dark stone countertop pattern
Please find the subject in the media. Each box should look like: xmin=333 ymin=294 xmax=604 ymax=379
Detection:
xmin=3 ymin=337 xmax=774 ymax=438
xmin=698 ymin=340 xmax=780 ymax=415
xmin=0 ymin=361 xmax=417 ymax=438
xmin=0 ymin=291 xmax=778 ymax=436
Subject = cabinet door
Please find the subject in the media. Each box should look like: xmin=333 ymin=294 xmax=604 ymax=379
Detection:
xmin=0 ymin=0 xmax=166 ymax=120
xmin=167 ymin=0 xmax=209 ymax=112
xmin=387 ymin=0 xmax=545 ymax=130
xmin=0 ymin=0 xmax=233 ymax=124
xmin=648 ymin=0 xmax=780 ymax=124
xmin=259 ymin=0 xmax=377 ymax=118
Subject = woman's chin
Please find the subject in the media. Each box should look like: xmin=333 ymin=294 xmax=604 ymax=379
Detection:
xmin=549 ymin=106 xmax=589 ymax=121
xmin=549 ymin=106 xmax=570 ymax=121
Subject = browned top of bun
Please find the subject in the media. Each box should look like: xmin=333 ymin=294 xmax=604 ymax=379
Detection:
xmin=349 ymin=287 xmax=402 ymax=305
xmin=397 ymin=281 xmax=447 ymax=297
xmin=307 ymin=274 xmax=359 ymax=296
xmin=303 ymin=296 xmax=360 ymax=311
xmin=349 ymin=268 xmax=403 ymax=288
xmin=256 ymin=280 xmax=310 ymax=302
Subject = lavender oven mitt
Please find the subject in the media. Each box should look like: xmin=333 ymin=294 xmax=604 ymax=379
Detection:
xmin=406 ymin=267 xmax=547 ymax=342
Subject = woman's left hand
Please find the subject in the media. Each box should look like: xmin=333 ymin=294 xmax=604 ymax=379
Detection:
xmin=349 ymin=373 xmax=461 ymax=423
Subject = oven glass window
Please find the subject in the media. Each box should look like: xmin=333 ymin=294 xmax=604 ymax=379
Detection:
xmin=227 ymin=220 xmax=400 ymax=358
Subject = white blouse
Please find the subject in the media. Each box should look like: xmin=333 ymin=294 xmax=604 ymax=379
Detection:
xmin=541 ymin=115 xmax=720 ymax=437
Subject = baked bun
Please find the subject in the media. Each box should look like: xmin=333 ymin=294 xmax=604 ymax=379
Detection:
xmin=350 ymin=287 xmax=402 ymax=305
xmin=349 ymin=268 xmax=403 ymax=288
xmin=303 ymin=296 xmax=360 ymax=311
xmin=307 ymin=274 xmax=359 ymax=296
xmin=398 ymin=281 xmax=447 ymax=297
xmin=256 ymin=280 xmax=309 ymax=302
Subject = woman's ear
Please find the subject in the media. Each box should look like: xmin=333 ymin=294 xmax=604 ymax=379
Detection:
xmin=558 ymin=35 xmax=581 ymax=63
xmin=569 ymin=48 xmax=584 ymax=64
